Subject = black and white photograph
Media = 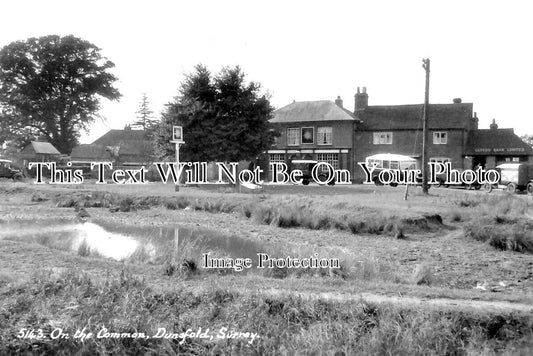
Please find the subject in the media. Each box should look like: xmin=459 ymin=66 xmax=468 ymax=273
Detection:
xmin=1 ymin=0 xmax=533 ymax=355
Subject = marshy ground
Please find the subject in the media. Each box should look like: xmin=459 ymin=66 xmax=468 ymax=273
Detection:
xmin=1 ymin=181 xmax=533 ymax=354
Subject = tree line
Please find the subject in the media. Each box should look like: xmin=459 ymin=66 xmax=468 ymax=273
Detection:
xmin=0 ymin=35 xmax=277 ymax=163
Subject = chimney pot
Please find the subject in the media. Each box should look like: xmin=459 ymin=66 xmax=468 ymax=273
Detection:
xmin=453 ymin=98 xmax=462 ymax=104
xmin=357 ymin=87 xmax=360 ymax=94
xmin=490 ymin=119 xmax=498 ymax=130
xmin=363 ymin=87 xmax=366 ymax=94
xmin=335 ymin=96 xmax=343 ymax=108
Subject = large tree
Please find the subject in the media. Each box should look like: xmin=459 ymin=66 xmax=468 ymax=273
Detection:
xmin=0 ymin=35 xmax=120 ymax=153
xmin=154 ymin=65 xmax=276 ymax=162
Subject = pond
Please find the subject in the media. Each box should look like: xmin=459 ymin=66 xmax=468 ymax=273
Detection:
xmin=0 ymin=219 xmax=266 ymax=269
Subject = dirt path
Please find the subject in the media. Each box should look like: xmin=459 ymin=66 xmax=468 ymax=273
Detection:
xmin=258 ymin=288 xmax=533 ymax=314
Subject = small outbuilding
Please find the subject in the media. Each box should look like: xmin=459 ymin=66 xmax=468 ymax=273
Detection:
xmin=19 ymin=141 xmax=61 ymax=162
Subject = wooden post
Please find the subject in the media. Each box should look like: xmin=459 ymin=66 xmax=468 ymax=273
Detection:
xmin=174 ymin=228 xmax=179 ymax=263
xmin=174 ymin=142 xmax=180 ymax=192
xmin=422 ymin=58 xmax=431 ymax=194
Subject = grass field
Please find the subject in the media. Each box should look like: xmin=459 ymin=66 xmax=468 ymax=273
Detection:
xmin=1 ymin=181 xmax=533 ymax=354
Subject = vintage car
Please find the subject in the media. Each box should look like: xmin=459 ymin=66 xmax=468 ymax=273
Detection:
xmin=434 ymin=168 xmax=482 ymax=190
xmin=0 ymin=159 xmax=24 ymax=181
xmin=483 ymin=163 xmax=533 ymax=194
xmin=290 ymin=159 xmax=335 ymax=185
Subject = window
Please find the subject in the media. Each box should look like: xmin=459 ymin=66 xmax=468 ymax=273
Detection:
xmin=316 ymin=153 xmax=339 ymax=171
xmin=373 ymin=132 xmax=393 ymax=144
xmin=317 ymin=127 xmax=332 ymax=145
xmin=287 ymin=128 xmax=299 ymax=146
xmin=430 ymin=157 xmax=451 ymax=164
xmin=504 ymin=157 xmax=520 ymax=163
xmin=301 ymin=127 xmax=314 ymax=144
xmin=270 ymin=129 xmax=278 ymax=146
xmin=269 ymin=154 xmax=285 ymax=170
xmin=367 ymin=159 xmax=382 ymax=168
xmin=433 ymin=132 xmax=447 ymax=144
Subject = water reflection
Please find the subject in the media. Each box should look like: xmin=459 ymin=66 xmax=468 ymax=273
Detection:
xmin=71 ymin=222 xmax=141 ymax=260
xmin=0 ymin=219 xmax=264 ymax=265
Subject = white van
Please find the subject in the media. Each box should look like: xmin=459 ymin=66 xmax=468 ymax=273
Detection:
xmin=364 ymin=153 xmax=419 ymax=186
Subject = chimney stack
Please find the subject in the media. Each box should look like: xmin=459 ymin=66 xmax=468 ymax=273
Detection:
xmin=490 ymin=119 xmax=498 ymax=130
xmin=354 ymin=86 xmax=368 ymax=115
xmin=335 ymin=96 xmax=343 ymax=108
xmin=453 ymin=98 xmax=462 ymax=104
xmin=471 ymin=112 xmax=479 ymax=130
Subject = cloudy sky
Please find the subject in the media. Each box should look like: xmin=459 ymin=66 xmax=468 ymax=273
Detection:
xmin=1 ymin=0 xmax=532 ymax=142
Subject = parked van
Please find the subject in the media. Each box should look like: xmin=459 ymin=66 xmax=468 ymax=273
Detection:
xmin=484 ymin=163 xmax=533 ymax=194
xmin=364 ymin=153 xmax=419 ymax=187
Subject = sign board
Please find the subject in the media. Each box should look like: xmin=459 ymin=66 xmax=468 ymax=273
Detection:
xmin=474 ymin=147 xmax=526 ymax=154
xmin=173 ymin=126 xmax=183 ymax=142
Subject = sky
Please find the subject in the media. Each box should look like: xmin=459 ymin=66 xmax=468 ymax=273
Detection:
xmin=1 ymin=0 xmax=532 ymax=143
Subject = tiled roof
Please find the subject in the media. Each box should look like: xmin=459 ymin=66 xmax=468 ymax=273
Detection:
xmin=71 ymin=141 xmax=150 ymax=160
xmin=24 ymin=141 xmax=61 ymax=155
xmin=71 ymin=128 xmax=154 ymax=162
xmin=270 ymin=101 xmax=358 ymax=123
xmin=359 ymin=103 xmax=473 ymax=130
xmin=465 ymin=129 xmax=533 ymax=155
xmin=70 ymin=144 xmax=109 ymax=160
xmin=92 ymin=129 xmax=149 ymax=145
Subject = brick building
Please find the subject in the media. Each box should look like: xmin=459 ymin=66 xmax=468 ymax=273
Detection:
xmin=352 ymin=88 xmax=478 ymax=181
xmin=268 ymin=99 xmax=360 ymax=178
xmin=464 ymin=120 xmax=533 ymax=168
xmin=269 ymin=87 xmax=533 ymax=183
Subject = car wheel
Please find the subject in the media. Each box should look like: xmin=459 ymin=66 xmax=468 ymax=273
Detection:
xmin=302 ymin=179 xmax=310 ymax=186
xmin=483 ymin=183 xmax=493 ymax=193
xmin=474 ymin=184 xmax=481 ymax=190
xmin=317 ymin=174 xmax=329 ymax=185
xmin=506 ymin=183 xmax=517 ymax=194
xmin=527 ymin=182 xmax=533 ymax=195
xmin=373 ymin=176 xmax=383 ymax=186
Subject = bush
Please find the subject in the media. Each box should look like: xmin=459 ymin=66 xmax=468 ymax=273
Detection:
xmin=465 ymin=218 xmax=533 ymax=253
xmin=412 ymin=263 xmax=434 ymax=285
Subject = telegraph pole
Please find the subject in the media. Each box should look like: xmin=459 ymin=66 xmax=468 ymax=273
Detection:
xmin=421 ymin=58 xmax=430 ymax=194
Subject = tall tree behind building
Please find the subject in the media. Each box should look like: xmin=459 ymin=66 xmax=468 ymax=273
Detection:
xmin=133 ymin=93 xmax=158 ymax=133
xmin=520 ymin=134 xmax=533 ymax=148
xmin=0 ymin=35 xmax=120 ymax=154
xmin=153 ymin=64 xmax=277 ymax=162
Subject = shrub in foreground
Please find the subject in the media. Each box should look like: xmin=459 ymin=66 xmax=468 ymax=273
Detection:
xmin=465 ymin=217 xmax=533 ymax=253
